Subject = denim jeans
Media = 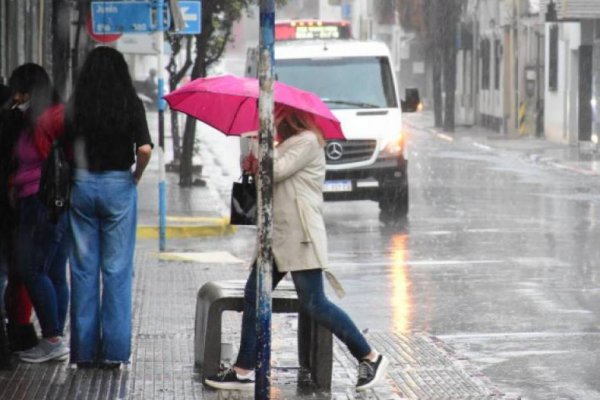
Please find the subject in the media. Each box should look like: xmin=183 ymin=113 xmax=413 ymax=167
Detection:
xmin=69 ymin=170 xmax=137 ymax=363
xmin=16 ymin=195 xmax=70 ymax=338
xmin=235 ymin=264 xmax=371 ymax=369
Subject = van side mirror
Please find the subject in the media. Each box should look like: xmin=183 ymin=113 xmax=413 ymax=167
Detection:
xmin=401 ymin=88 xmax=421 ymax=113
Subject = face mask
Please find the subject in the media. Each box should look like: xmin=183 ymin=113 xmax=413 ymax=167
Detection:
xmin=16 ymin=100 xmax=30 ymax=112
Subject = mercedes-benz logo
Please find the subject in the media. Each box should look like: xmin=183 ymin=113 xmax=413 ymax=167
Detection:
xmin=326 ymin=142 xmax=343 ymax=161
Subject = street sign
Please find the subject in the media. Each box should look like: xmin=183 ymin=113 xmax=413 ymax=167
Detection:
xmin=176 ymin=1 xmax=202 ymax=35
xmin=91 ymin=1 xmax=171 ymax=34
xmin=86 ymin=13 xmax=122 ymax=43
xmin=341 ymin=3 xmax=352 ymax=20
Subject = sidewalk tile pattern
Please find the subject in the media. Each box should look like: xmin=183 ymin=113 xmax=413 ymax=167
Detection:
xmin=0 ymin=250 xmax=513 ymax=400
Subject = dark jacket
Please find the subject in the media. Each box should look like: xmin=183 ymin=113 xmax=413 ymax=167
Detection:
xmin=0 ymin=108 xmax=23 ymax=246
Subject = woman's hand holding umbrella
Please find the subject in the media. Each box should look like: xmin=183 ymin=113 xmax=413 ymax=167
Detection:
xmin=242 ymin=153 xmax=259 ymax=175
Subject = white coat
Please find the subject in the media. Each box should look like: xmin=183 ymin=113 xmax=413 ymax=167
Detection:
xmin=270 ymin=130 xmax=345 ymax=297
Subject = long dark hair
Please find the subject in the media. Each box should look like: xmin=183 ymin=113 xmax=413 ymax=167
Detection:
xmin=67 ymin=46 xmax=140 ymax=142
xmin=8 ymin=63 xmax=60 ymax=130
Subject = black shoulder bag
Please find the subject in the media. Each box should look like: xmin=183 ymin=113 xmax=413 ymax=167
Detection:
xmin=38 ymin=139 xmax=71 ymax=223
xmin=230 ymin=174 xmax=256 ymax=225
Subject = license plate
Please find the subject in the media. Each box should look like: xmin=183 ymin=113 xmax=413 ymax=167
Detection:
xmin=323 ymin=180 xmax=352 ymax=192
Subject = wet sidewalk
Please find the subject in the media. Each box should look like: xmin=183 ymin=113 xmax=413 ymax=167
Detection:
xmin=0 ymin=238 xmax=516 ymax=400
xmin=404 ymin=112 xmax=600 ymax=177
xmin=0 ymin=113 xmax=520 ymax=399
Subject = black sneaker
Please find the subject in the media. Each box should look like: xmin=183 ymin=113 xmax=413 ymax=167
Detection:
xmin=356 ymin=354 xmax=390 ymax=392
xmin=76 ymin=362 xmax=97 ymax=369
xmin=204 ymin=368 xmax=254 ymax=391
xmin=100 ymin=362 xmax=121 ymax=370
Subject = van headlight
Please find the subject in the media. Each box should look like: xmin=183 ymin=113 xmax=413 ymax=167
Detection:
xmin=382 ymin=131 xmax=405 ymax=154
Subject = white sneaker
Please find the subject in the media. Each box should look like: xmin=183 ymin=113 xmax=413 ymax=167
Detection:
xmin=19 ymin=338 xmax=69 ymax=363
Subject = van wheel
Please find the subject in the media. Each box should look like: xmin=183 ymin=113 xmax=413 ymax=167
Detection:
xmin=379 ymin=186 xmax=409 ymax=221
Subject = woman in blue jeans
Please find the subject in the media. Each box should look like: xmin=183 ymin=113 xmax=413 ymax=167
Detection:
xmin=204 ymin=107 xmax=389 ymax=392
xmin=65 ymin=47 xmax=152 ymax=369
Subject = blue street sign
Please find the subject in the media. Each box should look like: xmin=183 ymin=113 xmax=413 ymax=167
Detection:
xmin=177 ymin=1 xmax=202 ymax=35
xmin=341 ymin=3 xmax=352 ymax=20
xmin=91 ymin=1 xmax=171 ymax=34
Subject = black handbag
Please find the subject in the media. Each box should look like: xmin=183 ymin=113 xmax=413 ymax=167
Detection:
xmin=230 ymin=174 xmax=257 ymax=225
xmin=38 ymin=139 xmax=71 ymax=224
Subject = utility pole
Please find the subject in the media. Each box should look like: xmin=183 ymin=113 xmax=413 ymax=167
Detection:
xmin=256 ymin=0 xmax=275 ymax=398
xmin=472 ymin=0 xmax=480 ymax=125
xmin=503 ymin=0 xmax=516 ymax=136
xmin=52 ymin=0 xmax=71 ymax=99
xmin=156 ymin=0 xmax=167 ymax=251
xmin=514 ymin=0 xmax=520 ymax=135
xmin=0 ymin=0 xmax=6 ymax=80
xmin=505 ymin=0 xmax=520 ymax=136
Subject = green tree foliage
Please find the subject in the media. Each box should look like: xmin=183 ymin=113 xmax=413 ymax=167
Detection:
xmin=165 ymin=34 xmax=193 ymax=164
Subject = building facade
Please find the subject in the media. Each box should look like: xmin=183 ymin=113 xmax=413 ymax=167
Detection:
xmin=537 ymin=0 xmax=600 ymax=144
xmin=0 ymin=0 xmax=52 ymax=83
xmin=455 ymin=0 xmax=545 ymax=135
xmin=0 ymin=0 xmax=86 ymax=97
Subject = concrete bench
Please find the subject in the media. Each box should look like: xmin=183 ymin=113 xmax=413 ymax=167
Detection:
xmin=194 ymin=279 xmax=333 ymax=389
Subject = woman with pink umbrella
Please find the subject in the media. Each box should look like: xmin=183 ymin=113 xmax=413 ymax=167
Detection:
xmin=201 ymin=105 xmax=389 ymax=392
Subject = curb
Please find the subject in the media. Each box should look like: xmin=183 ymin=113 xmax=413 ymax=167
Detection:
xmin=136 ymin=216 xmax=237 ymax=239
xmin=406 ymin=119 xmax=600 ymax=177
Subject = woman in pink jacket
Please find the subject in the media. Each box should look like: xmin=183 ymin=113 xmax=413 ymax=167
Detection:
xmin=9 ymin=63 xmax=70 ymax=364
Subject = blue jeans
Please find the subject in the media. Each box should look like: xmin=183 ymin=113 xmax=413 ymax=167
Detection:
xmin=16 ymin=195 xmax=70 ymax=338
xmin=235 ymin=264 xmax=371 ymax=369
xmin=69 ymin=170 xmax=137 ymax=363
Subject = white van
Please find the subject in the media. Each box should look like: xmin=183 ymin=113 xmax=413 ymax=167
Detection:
xmin=245 ymin=28 xmax=419 ymax=219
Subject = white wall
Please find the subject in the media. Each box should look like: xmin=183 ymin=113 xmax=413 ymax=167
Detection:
xmin=476 ymin=0 xmax=504 ymax=125
xmin=544 ymin=22 xmax=580 ymax=144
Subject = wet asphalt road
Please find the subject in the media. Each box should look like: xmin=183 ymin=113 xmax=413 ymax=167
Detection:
xmin=192 ymin=114 xmax=600 ymax=399
xmin=320 ymin=126 xmax=600 ymax=400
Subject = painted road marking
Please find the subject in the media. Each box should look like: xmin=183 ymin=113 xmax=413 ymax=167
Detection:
xmin=166 ymin=216 xmax=228 ymax=223
xmin=438 ymin=331 xmax=600 ymax=340
xmin=437 ymin=133 xmax=454 ymax=142
xmin=330 ymin=260 xmax=504 ymax=268
xmin=137 ymin=224 xmax=236 ymax=239
xmin=158 ymin=251 xmax=245 ymax=263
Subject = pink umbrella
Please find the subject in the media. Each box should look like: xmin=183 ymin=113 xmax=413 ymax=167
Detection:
xmin=163 ymin=74 xmax=345 ymax=140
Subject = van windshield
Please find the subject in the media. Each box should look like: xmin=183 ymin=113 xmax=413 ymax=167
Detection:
xmin=275 ymin=57 xmax=398 ymax=109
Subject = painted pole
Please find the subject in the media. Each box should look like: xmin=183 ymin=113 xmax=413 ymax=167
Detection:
xmin=156 ymin=0 xmax=167 ymax=251
xmin=256 ymin=0 xmax=275 ymax=398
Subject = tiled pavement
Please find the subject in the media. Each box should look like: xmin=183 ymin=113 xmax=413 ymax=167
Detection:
xmin=0 ymin=238 xmax=516 ymax=399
